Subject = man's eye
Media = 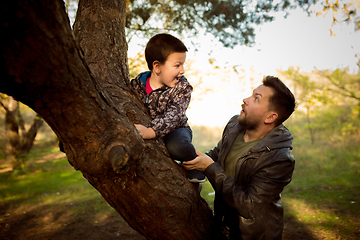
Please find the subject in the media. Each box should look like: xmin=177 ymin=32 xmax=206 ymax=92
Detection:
xmin=255 ymin=98 xmax=259 ymax=102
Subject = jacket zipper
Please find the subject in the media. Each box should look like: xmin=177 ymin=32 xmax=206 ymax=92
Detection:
xmin=145 ymin=87 xmax=167 ymax=109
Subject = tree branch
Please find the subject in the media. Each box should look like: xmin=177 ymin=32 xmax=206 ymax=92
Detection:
xmin=325 ymin=75 xmax=360 ymax=101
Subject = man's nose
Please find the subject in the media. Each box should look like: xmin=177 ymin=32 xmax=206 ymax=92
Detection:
xmin=243 ymin=97 xmax=249 ymax=104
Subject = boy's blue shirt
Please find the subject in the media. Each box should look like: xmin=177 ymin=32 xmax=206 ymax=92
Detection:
xmin=139 ymin=71 xmax=151 ymax=85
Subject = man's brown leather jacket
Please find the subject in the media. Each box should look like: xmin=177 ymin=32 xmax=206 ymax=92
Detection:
xmin=205 ymin=115 xmax=295 ymax=239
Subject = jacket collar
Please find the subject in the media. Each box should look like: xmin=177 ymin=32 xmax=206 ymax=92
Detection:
xmin=248 ymin=124 xmax=293 ymax=152
xmin=234 ymin=123 xmax=293 ymax=153
xmin=137 ymin=71 xmax=174 ymax=91
xmin=139 ymin=71 xmax=151 ymax=85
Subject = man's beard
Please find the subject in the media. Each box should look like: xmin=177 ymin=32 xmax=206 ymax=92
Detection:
xmin=237 ymin=114 xmax=260 ymax=131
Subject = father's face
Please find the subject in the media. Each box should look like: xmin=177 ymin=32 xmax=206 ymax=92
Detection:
xmin=237 ymin=85 xmax=274 ymax=130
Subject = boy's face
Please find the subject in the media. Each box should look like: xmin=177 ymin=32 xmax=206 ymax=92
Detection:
xmin=158 ymin=52 xmax=186 ymax=88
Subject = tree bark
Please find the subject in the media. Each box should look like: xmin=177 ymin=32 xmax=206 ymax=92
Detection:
xmin=0 ymin=0 xmax=213 ymax=239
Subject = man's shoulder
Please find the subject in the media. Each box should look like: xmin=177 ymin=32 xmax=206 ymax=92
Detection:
xmin=260 ymin=124 xmax=294 ymax=151
xmin=227 ymin=115 xmax=240 ymax=127
xmin=221 ymin=115 xmax=241 ymax=135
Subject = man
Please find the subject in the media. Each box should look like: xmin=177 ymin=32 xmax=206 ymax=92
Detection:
xmin=183 ymin=76 xmax=296 ymax=239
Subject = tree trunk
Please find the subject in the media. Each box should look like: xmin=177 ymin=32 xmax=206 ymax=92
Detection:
xmin=4 ymin=97 xmax=21 ymax=169
xmin=305 ymin=106 xmax=315 ymax=144
xmin=20 ymin=114 xmax=44 ymax=155
xmin=0 ymin=0 xmax=214 ymax=239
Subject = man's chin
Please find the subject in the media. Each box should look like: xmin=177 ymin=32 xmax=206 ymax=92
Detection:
xmin=237 ymin=116 xmax=255 ymax=130
xmin=237 ymin=115 xmax=244 ymax=124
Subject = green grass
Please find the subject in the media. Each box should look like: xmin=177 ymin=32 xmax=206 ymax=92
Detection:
xmin=282 ymin=135 xmax=360 ymax=239
xmin=1 ymin=124 xmax=359 ymax=239
xmin=0 ymin=145 xmax=114 ymax=215
xmin=200 ymin=181 xmax=215 ymax=209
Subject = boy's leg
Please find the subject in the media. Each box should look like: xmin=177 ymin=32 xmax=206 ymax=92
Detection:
xmin=164 ymin=127 xmax=206 ymax=183
xmin=164 ymin=127 xmax=196 ymax=161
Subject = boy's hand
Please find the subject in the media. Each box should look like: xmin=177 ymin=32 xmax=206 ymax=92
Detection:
xmin=134 ymin=124 xmax=156 ymax=139
xmin=182 ymin=150 xmax=214 ymax=172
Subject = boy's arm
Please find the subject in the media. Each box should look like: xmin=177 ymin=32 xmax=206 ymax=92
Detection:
xmin=135 ymin=124 xmax=156 ymax=139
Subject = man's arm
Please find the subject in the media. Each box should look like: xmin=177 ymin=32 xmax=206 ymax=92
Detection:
xmin=205 ymin=151 xmax=295 ymax=219
xmin=184 ymin=149 xmax=295 ymax=219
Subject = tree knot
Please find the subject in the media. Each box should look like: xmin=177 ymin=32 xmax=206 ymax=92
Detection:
xmin=104 ymin=142 xmax=130 ymax=174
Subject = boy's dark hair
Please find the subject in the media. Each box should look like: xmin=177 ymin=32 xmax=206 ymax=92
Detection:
xmin=145 ymin=33 xmax=188 ymax=70
xmin=262 ymin=76 xmax=296 ymax=126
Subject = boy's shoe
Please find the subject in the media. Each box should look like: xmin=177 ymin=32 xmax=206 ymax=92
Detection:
xmin=188 ymin=170 xmax=207 ymax=183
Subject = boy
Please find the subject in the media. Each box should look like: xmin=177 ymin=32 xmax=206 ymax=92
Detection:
xmin=131 ymin=33 xmax=206 ymax=183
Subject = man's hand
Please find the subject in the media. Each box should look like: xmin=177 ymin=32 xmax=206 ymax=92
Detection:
xmin=135 ymin=124 xmax=156 ymax=139
xmin=182 ymin=149 xmax=214 ymax=172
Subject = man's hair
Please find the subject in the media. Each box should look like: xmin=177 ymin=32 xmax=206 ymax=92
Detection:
xmin=262 ymin=76 xmax=296 ymax=126
xmin=145 ymin=33 xmax=188 ymax=70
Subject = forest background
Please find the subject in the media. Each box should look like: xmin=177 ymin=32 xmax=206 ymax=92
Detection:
xmin=1 ymin=0 xmax=360 ymax=239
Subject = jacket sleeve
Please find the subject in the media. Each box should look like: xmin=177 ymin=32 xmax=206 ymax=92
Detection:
xmin=204 ymin=150 xmax=295 ymax=219
xmin=148 ymin=83 xmax=192 ymax=137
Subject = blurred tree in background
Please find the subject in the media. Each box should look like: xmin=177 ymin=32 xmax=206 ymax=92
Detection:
xmin=281 ymin=66 xmax=360 ymax=144
xmin=312 ymin=0 xmax=360 ymax=34
xmin=0 ymin=95 xmax=43 ymax=171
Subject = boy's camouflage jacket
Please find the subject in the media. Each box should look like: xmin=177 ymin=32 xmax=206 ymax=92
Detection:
xmin=130 ymin=71 xmax=192 ymax=137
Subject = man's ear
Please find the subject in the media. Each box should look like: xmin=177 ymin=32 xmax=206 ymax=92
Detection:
xmin=264 ymin=112 xmax=278 ymax=124
xmin=152 ymin=61 xmax=161 ymax=76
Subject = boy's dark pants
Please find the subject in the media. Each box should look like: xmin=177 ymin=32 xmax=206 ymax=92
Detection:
xmin=164 ymin=126 xmax=197 ymax=161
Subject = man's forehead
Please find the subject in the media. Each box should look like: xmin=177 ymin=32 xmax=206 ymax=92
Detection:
xmin=253 ymin=84 xmax=273 ymax=95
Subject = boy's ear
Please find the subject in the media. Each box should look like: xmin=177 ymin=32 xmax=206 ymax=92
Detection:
xmin=264 ymin=112 xmax=278 ymax=124
xmin=153 ymin=61 xmax=161 ymax=75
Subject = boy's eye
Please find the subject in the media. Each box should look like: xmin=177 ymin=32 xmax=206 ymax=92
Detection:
xmin=255 ymin=97 xmax=259 ymax=102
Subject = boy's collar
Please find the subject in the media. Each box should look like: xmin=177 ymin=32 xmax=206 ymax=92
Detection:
xmin=139 ymin=71 xmax=151 ymax=84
